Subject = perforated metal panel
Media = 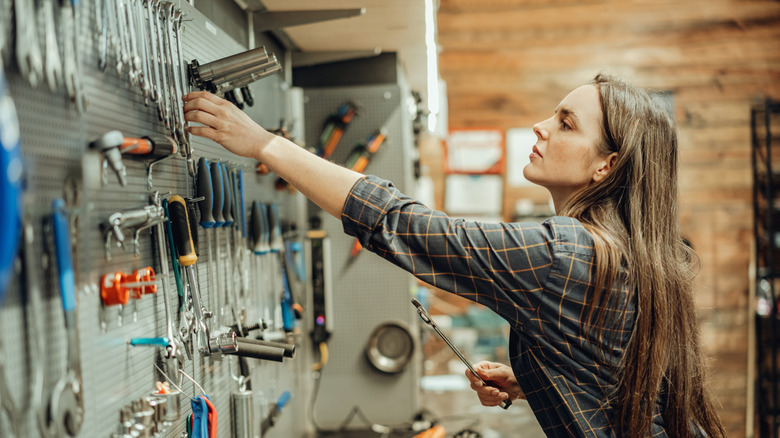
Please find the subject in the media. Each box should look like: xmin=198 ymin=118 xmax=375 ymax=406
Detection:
xmin=0 ymin=1 xmax=311 ymax=437
xmin=303 ymin=83 xmax=421 ymax=430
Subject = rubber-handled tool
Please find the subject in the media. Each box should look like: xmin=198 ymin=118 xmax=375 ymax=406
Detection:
xmin=237 ymin=170 xmax=246 ymax=238
xmin=120 ymin=134 xmax=178 ymax=157
xmin=169 ymin=195 xmax=213 ymax=356
xmin=250 ymin=202 xmax=262 ymax=254
xmin=197 ymin=158 xmax=215 ymax=228
xmin=268 ymin=204 xmax=282 ymax=253
xmin=188 ymin=200 xmax=199 ymax=257
xmin=0 ymin=69 xmax=23 ymax=305
xmin=162 ymin=199 xmax=185 ymax=309
xmin=209 ymin=163 xmax=224 ymax=227
xmin=168 ymin=196 xmax=197 ymax=267
xmin=260 ymin=391 xmax=291 ymax=436
xmin=129 ymin=337 xmax=170 ymax=348
xmin=220 ymin=163 xmax=233 ymax=227
xmin=411 ymin=298 xmax=511 ymax=409
xmin=229 ymin=339 xmax=285 ymax=362
xmin=53 ymin=199 xmax=77 ymax=315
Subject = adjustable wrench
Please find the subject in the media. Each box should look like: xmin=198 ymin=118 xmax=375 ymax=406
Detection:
xmin=48 ymin=199 xmax=85 ymax=436
xmin=41 ymin=0 xmax=62 ymax=90
xmin=60 ymin=0 xmax=85 ymax=113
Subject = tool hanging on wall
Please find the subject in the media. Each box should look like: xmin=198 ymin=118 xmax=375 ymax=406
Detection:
xmin=168 ymin=194 xmax=237 ymax=359
xmin=101 ymin=203 xmax=166 ymax=259
xmin=259 ymin=391 xmax=291 ymax=437
xmin=89 ymin=130 xmax=179 ymax=188
xmin=315 ymin=101 xmax=359 ymax=158
xmin=0 ymin=61 xmax=23 ymax=304
xmin=268 ymin=204 xmax=303 ymax=333
xmin=344 ymin=130 xmax=387 ymax=173
xmin=48 ymin=199 xmax=86 ymax=436
xmin=189 ymin=394 xmax=217 ymax=438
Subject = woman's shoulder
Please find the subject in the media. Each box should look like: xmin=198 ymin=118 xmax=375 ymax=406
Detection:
xmin=538 ymin=216 xmax=595 ymax=254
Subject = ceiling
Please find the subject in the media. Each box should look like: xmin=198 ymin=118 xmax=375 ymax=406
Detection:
xmin=260 ymin=0 xmax=431 ymax=97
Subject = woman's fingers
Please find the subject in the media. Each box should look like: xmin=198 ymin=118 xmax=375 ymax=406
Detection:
xmin=187 ymin=125 xmax=219 ymax=142
xmin=183 ymin=96 xmax=226 ymax=119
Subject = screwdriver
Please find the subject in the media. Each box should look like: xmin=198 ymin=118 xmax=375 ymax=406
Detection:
xmin=168 ymin=195 xmax=211 ymax=355
xmin=209 ymin=162 xmax=226 ymax=325
xmin=197 ymin=158 xmax=218 ymax=329
xmin=268 ymin=204 xmax=302 ymax=331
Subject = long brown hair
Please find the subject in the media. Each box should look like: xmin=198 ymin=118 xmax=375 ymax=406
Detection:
xmin=560 ymin=74 xmax=726 ymax=437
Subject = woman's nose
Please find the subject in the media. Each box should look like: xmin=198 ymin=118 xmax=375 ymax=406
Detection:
xmin=532 ymin=121 xmax=546 ymax=140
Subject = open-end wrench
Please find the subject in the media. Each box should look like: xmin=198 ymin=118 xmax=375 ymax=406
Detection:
xmin=145 ymin=0 xmax=163 ymax=118
xmin=152 ymin=0 xmax=171 ymax=130
xmin=124 ymin=0 xmax=142 ymax=90
xmin=116 ymin=0 xmax=136 ymax=86
xmin=21 ymin=218 xmax=54 ymax=438
xmin=42 ymin=0 xmax=62 ymax=90
xmin=48 ymin=199 xmax=85 ymax=436
xmin=135 ymin=0 xmax=152 ymax=105
xmin=161 ymin=3 xmax=181 ymax=141
xmin=60 ymin=0 xmax=85 ymax=113
xmin=15 ymin=0 xmax=44 ymax=86
xmin=169 ymin=9 xmax=189 ymax=155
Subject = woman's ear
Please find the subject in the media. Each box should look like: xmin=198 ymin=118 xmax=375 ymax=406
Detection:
xmin=592 ymin=152 xmax=618 ymax=183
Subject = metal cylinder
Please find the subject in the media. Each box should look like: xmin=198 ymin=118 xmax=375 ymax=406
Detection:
xmin=215 ymin=64 xmax=283 ymax=95
xmin=231 ymin=390 xmax=254 ymax=438
xmin=156 ymin=390 xmax=181 ymax=423
xmin=213 ymin=55 xmax=279 ymax=86
xmin=196 ymin=46 xmax=269 ymax=82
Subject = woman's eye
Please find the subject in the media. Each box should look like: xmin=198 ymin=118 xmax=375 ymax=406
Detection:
xmin=561 ymin=121 xmax=571 ymax=130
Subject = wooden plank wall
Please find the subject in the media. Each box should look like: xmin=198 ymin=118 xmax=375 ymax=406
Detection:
xmin=434 ymin=0 xmax=780 ymax=436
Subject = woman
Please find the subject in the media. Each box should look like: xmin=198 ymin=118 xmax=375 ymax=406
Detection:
xmin=182 ymin=74 xmax=725 ymax=437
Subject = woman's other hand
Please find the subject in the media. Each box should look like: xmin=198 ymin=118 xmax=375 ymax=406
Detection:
xmin=183 ymin=91 xmax=276 ymax=160
xmin=465 ymin=361 xmax=526 ymax=407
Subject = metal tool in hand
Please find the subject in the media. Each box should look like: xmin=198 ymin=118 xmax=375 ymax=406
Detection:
xmin=411 ymin=298 xmax=511 ymax=409
xmin=48 ymin=199 xmax=85 ymax=436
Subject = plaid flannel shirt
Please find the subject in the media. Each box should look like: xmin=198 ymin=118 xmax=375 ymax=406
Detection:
xmin=342 ymin=176 xmax=670 ymax=437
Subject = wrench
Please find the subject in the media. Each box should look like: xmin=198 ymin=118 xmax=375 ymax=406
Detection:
xmin=135 ymin=0 xmax=152 ymax=104
xmin=145 ymin=0 xmax=163 ymax=119
xmin=169 ymin=9 xmax=187 ymax=151
xmin=21 ymin=218 xmax=54 ymax=438
xmin=47 ymin=200 xmax=84 ymax=437
xmin=41 ymin=0 xmax=63 ymax=90
xmin=162 ymin=3 xmax=181 ymax=140
xmin=123 ymin=0 xmax=142 ymax=89
xmin=60 ymin=0 xmax=85 ymax=113
xmin=152 ymin=0 xmax=171 ymax=130
xmin=15 ymin=0 xmax=44 ymax=86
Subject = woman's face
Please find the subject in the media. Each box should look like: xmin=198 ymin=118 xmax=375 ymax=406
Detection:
xmin=523 ymin=85 xmax=608 ymax=200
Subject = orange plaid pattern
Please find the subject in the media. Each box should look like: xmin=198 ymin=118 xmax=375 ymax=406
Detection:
xmin=342 ymin=176 xmax=671 ymax=437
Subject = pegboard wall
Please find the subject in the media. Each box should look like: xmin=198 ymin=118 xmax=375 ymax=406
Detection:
xmin=0 ymin=0 xmax=318 ymax=437
xmin=302 ymin=82 xmax=421 ymax=430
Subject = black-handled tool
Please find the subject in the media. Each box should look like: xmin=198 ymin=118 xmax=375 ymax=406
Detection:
xmin=197 ymin=158 xmax=215 ymax=228
xmin=168 ymin=195 xmax=212 ymax=356
xmin=210 ymin=162 xmax=224 ymax=226
xmin=221 ymin=163 xmax=234 ymax=227
xmin=411 ymin=298 xmax=511 ymax=409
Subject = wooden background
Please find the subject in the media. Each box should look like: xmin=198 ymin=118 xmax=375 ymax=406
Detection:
xmin=421 ymin=0 xmax=780 ymax=436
